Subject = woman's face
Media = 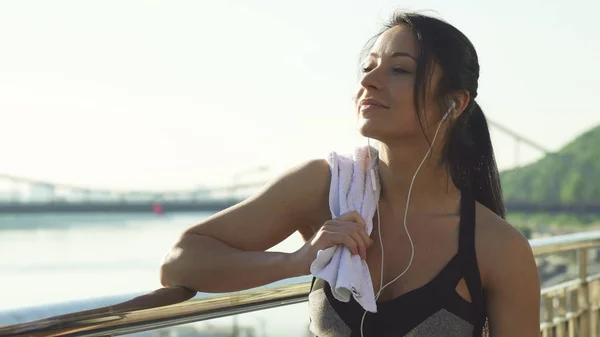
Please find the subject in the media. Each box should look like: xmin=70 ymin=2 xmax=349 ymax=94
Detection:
xmin=355 ymin=25 xmax=443 ymax=143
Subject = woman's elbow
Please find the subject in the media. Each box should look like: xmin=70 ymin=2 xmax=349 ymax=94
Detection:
xmin=158 ymin=233 xmax=211 ymax=289
xmin=159 ymin=247 xmax=183 ymax=287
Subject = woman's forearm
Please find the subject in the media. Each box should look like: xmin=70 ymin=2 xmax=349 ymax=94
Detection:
xmin=159 ymin=234 xmax=305 ymax=293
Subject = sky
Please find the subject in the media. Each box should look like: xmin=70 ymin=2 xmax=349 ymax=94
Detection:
xmin=1 ymin=0 xmax=599 ymax=192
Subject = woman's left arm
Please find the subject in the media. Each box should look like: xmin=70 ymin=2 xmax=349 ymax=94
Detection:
xmin=482 ymin=221 xmax=541 ymax=336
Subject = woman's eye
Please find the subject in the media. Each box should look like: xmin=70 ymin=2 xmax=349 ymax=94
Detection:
xmin=361 ymin=66 xmax=374 ymax=73
xmin=361 ymin=66 xmax=410 ymax=74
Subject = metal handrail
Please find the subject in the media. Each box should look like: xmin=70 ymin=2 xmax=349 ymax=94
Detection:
xmin=2 ymin=231 xmax=600 ymax=337
xmin=0 ymin=284 xmax=311 ymax=337
xmin=530 ymin=231 xmax=600 ymax=255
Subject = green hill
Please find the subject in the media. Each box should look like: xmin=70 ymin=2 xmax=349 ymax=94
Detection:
xmin=500 ymin=124 xmax=600 ymax=204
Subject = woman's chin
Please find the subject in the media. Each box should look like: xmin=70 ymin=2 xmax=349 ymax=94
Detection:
xmin=358 ymin=119 xmax=380 ymax=139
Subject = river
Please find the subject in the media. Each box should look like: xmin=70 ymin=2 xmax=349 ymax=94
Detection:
xmin=0 ymin=212 xmax=312 ymax=337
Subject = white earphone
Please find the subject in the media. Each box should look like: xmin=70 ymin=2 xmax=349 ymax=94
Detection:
xmin=442 ymin=99 xmax=456 ymax=121
xmin=362 ymin=100 xmax=456 ymax=336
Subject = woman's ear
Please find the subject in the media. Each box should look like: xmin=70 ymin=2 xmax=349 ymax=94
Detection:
xmin=450 ymin=90 xmax=471 ymax=119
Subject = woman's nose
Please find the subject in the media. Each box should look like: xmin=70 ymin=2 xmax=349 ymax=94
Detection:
xmin=359 ymin=69 xmax=384 ymax=92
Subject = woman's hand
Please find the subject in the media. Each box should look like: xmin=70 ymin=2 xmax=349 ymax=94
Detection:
xmin=292 ymin=211 xmax=374 ymax=274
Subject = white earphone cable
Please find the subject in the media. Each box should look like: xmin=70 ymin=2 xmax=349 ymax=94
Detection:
xmin=360 ymin=105 xmax=452 ymax=337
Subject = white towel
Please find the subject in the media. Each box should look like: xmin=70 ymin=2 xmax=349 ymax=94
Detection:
xmin=309 ymin=145 xmax=381 ymax=313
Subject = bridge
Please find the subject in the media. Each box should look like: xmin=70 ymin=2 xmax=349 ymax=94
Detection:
xmin=0 ymin=166 xmax=269 ymax=213
xmin=0 ymin=120 xmax=598 ymax=215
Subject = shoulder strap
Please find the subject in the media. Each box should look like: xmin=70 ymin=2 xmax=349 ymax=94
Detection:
xmin=309 ymin=276 xmax=317 ymax=291
xmin=457 ymin=190 xmax=487 ymax=335
xmin=458 ymin=189 xmax=476 ymax=256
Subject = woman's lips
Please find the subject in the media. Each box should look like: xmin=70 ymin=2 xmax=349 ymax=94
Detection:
xmin=359 ymin=98 xmax=389 ymax=113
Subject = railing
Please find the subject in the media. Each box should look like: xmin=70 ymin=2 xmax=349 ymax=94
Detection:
xmin=536 ymin=232 xmax=600 ymax=337
xmin=2 ymin=231 xmax=600 ymax=337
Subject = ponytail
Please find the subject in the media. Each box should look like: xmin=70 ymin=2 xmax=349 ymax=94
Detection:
xmin=443 ymin=100 xmax=506 ymax=219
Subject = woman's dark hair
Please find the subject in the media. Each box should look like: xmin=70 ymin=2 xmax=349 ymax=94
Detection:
xmin=362 ymin=11 xmax=506 ymax=219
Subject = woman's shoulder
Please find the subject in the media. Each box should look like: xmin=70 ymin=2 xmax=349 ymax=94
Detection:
xmin=473 ymin=205 xmax=541 ymax=332
xmin=274 ymin=158 xmax=330 ymax=199
xmin=473 ymin=203 xmax=538 ymax=290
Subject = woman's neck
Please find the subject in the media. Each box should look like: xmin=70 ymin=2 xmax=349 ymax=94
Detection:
xmin=377 ymin=142 xmax=461 ymax=217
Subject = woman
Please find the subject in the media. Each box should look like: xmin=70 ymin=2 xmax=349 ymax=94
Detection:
xmin=160 ymin=11 xmax=540 ymax=336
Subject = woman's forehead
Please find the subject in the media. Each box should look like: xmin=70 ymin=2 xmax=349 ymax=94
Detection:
xmin=369 ymin=25 xmax=418 ymax=59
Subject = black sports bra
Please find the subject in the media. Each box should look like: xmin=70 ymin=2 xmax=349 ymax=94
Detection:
xmin=307 ymin=191 xmax=488 ymax=336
